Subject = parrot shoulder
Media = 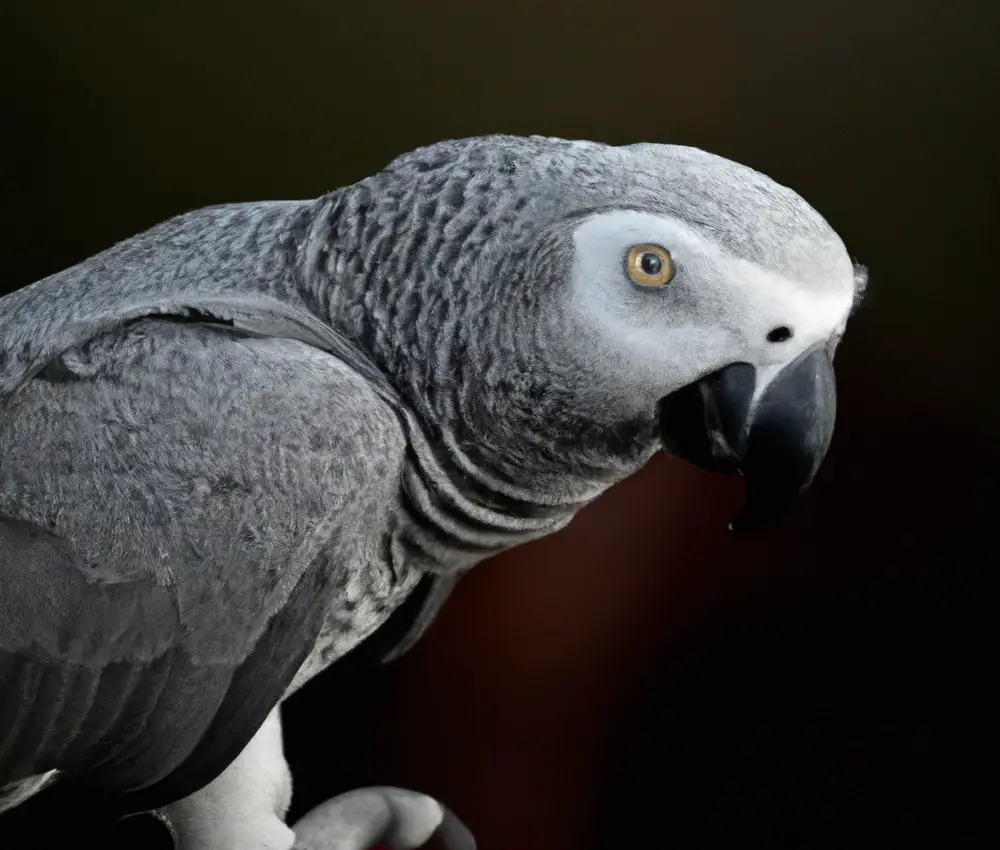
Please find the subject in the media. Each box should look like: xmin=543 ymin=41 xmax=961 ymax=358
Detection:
xmin=0 ymin=302 xmax=408 ymax=815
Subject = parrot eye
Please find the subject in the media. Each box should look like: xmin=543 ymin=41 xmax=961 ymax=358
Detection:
xmin=626 ymin=244 xmax=675 ymax=287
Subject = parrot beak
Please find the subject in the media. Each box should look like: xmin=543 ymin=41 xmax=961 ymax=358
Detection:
xmin=657 ymin=343 xmax=837 ymax=533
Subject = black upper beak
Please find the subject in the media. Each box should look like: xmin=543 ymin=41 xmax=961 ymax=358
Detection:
xmin=657 ymin=344 xmax=837 ymax=533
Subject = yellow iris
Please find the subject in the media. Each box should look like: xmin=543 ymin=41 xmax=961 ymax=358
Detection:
xmin=627 ymin=244 xmax=675 ymax=287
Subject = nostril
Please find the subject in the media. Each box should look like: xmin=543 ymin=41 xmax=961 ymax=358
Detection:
xmin=767 ymin=326 xmax=793 ymax=343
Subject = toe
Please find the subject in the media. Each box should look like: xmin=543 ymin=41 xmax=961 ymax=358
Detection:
xmin=292 ymin=787 xmax=474 ymax=850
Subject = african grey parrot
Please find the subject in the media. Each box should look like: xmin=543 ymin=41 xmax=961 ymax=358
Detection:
xmin=0 ymin=135 xmax=865 ymax=849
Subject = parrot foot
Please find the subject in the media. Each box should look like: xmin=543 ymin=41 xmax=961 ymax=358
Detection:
xmin=156 ymin=708 xmax=473 ymax=850
xmin=159 ymin=709 xmax=295 ymax=850
xmin=291 ymin=787 xmax=476 ymax=850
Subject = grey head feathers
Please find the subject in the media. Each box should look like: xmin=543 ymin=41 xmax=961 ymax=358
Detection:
xmin=299 ymin=135 xmax=860 ymax=505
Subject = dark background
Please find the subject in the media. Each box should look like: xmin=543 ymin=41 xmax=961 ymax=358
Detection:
xmin=1 ymin=1 xmax=997 ymax=848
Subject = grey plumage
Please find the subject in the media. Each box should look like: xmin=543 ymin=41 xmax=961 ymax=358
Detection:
xmin=0 ymin=318 xmax=411 ymax=807
xmin=1 ymin=135 xmax=862 ymax=848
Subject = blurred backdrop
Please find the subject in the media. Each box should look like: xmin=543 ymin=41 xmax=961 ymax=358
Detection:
xmin=1 ymin=1 xmax=997 ymax=847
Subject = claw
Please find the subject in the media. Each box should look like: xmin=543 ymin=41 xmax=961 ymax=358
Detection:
xmin=292 ymin=787 xmax=475 ymax=850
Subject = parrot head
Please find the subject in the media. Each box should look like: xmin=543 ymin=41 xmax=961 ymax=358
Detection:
xmin=330 ymin=136 xmax=866 ymax=532
xmin=550 ymin=145 xmax=867 ymax=532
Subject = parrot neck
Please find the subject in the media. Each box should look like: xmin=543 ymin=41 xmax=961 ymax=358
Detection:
xmin=292 ymin=189 xmax=660 ymax=514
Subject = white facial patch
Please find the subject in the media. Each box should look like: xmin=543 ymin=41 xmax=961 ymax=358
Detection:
xmin=566 ymin=209 xmax=856 ymax=406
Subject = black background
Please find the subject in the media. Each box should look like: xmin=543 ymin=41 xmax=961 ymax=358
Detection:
xmin=1 ymin=2 xmax=997 ymax=847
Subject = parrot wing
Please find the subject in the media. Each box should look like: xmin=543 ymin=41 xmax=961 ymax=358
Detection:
xmin=0 ymin=301 xmax=406 ymax=816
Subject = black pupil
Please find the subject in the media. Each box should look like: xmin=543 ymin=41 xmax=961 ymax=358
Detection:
xmin=640 ymin=252 xmax=662 ymax=276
